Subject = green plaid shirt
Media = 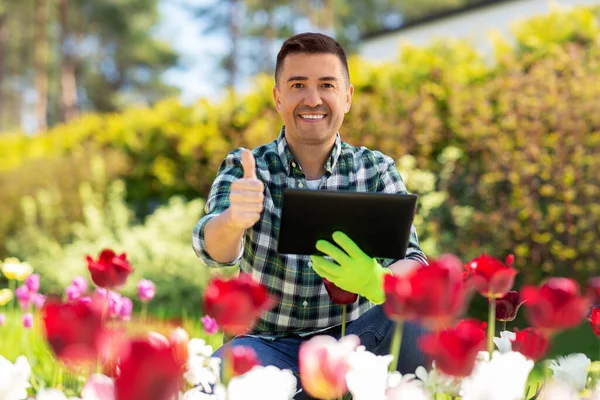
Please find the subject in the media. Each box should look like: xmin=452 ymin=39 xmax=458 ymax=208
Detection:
xmin=193 ymin=127 xmax=427 ymax=337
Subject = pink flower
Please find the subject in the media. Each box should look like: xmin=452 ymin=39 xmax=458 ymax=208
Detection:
xmin=79 ymin=296 xmax=92 ymax=305
xmin=0 ymin=313 xmax=5 ymax=326
xmin=32 ymin=293 xmax=46 ymax=309
xmin=82 ymin=374 xmax=115 ymax=400
xmin=25 ymin=274 xmax=40 ymax=293
xmin=201 ymin=315 xmax=219 ymax=335
xmin=95 ymin=288 xmax=108 ymax=301
xmin=66 ymin=284 xmax=82 ymax=302
xmin=108 ymin=292 xmax=123 ymax=319
xmin=137 ymin=279 xmax=155 ymax=303
xmin=15 ymin=285 xmax=31 ymax=311
xmin=299 ymin=335 xmax=360 ymax=399
xmin=22 ymin=313 xmax=33 ymax=329
xmin=119 ymin=297 xmax=133 ymax=321
xmin=72 ymin=276 xmax=88 ymax=293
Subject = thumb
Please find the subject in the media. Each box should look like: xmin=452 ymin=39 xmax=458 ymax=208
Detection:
xmin=241 ymin=148 xmax=257 ymax=179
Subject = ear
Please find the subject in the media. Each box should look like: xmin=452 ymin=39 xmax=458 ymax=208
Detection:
xmin=345 ymin=84 xmax=354 ymax=113
xmin=273 ymin=86 xmax=281 ymax=112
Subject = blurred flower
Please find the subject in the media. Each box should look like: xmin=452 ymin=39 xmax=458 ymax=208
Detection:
xmin=345 ymin=345 xmax=394 ymax=400
xmin=15 ymin=285 xmax=31 ymax=311
xmin=509 ymin=328 xmax=549 ymax=361
xmin=114 ymin=337 xmax=184 ymax=400
xmin=299 ymin=334 xmax=360 ymax=399
xmin=180 ymin=387 xmax=224 ymax=400
xmin=86 ymin=249 xmax=133 ymax=289
xmin=22 ymin=313 xmax=33 ymax=329
xmin=184 ymin=339 xmax=220 ymax=392
xmin=25 ymin=274 xmax=40 ymax=293
xmin=383 ymin=254 xmax=467 ymax=330
xmin=589 ymin=306 xmax=600 ymax=337
xmin=386 ymin=372 xmax=430 ymax=400
xmin=549 ymin=353 xmax=591 ymax=392
xmin=1 ymin=258 xmax=33 ymax=281
xmin=538 ymin=381 xmax=581 ymax=400
xmin=224 ymin=346 xmax=260 ymax=380
xmin=0 ymin=288 xmax=13 ymax=306
xmin=0 ymin=355 xmax=31 ymax=399
xmin=203 ymin=274 xmax=276 ymax=336
xmin=521 ymin=278 xmax=591 ymax=336
xmin=72 ymin=276 xmax=88 ymax=294
xmin=495 ymin=291 xmax=524 ymax=322
xmin=35 ymin=388 xmax=75 ymax=400
xmin=118 ymin=297 xmax=133 ymax=321
xmin=137 ymin=279 xmax=156 ymax=303
xmin=227 ymin=365 xmax=297 ymax=400
xmin=0 ymin=313 xmax=5 ymax=326
xmin=42 ymin=299 xmax=105 ymax=366
xmin=465 ymin=254 xmax=518 ymax=299
xmin=97 ymin=328 xmax=131 ymax=378
xmin=169 ymin=327 xmax=190 ymax=367
xmin=32 ymin=293 xmax=46 ymax=309
xmin=66 ymin=284 xmax=83 ymax=302
xmin=588 ymin=277 xmax=600 ymax=304
xmin=81 ymin=373 xmax=115 ymax=400
xmin=323 ymin=278 xmax=358 ymax=305
xmin=418 ymin=319 xmax=487 ymax=377
xmin=461 ymin=351 xmax=534 ymax=400
xmin=94 ymin=288 xmax=108 ymax=301
xmin=493 ymin=330 xmax=516 ymax=354
xmin=79 ymin=296 xmax=92 ymax=305
xmin=107 ymin=292 xmax=122 ymax=319
xmin=201 ymin=315 xmax=219 ymax=335
xmin=415 ymin=363 xmax=462 ymax=397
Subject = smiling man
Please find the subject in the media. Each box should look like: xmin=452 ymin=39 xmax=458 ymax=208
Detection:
xmin=193 ymin=33 xmax=428 ymax=397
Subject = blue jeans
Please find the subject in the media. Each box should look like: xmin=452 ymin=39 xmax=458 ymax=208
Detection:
xmin=213 ymin=305 xmax=428 ymax=399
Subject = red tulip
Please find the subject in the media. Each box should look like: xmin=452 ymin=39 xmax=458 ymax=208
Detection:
xmin=224 ymin=345 xmax=260 ymax=378
xmin=588 ymin=277 xmax=600 ymax=304
xmin=465 ymin=253 xmax=518 ymax=299
xmin=383 ymin=254 xmax=468 ymax=330
xmin=495 ymin=291 xmax=525 ymax=322
xmin=42 ymin=299 xmax=105 ymax=366
xmin=521 ymin=278 xmax=591 ymax=336
xmin=86 ymin=249 xmax=133 ymax=289
xmin=323 ymin=279 xmax=358 ymax=305
xmin=115 ymin=336 xmax=184 ymax=400
xmin=510 ymin=328 xmax=550 ymax=361
xmin=169 ymin=327 xmax=190 ymax=367
xmin=589 ymin=306 xmax=600 ymax=337
xmin=97 ymin=328 xmax=131 ymax=378
xmin=203 ymin=274 xmax=276 ymax=336
xmin=418 ymin=319 xmax=486 ymax=377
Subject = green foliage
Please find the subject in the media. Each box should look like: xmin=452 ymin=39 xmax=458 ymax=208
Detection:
xmin=0 ymin=5 xmax=599 ymax=289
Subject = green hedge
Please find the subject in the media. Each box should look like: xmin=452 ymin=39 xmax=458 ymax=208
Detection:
xmin=0 ymin=5 xmax=599 ymax=288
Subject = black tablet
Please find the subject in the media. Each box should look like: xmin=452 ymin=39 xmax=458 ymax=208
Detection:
xmin=276 ymin=189 xmax=418 ymax=259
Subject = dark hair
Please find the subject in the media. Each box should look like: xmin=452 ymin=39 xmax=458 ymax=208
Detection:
xmin=275 ymin=32 xmax=350 ymax=86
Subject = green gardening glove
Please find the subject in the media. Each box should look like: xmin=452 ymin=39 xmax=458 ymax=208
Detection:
xmin=310 ymin=231 xmax=392 ymax=305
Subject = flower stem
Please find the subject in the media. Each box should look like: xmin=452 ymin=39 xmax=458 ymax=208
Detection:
xmin=341 ymin=304 xmax=346 ymax=338
xmin=141 ymin=302 xmax=148 ymax=325
xmin=388 ymin=321 xmax=404 ymax=373
xmin=8 ymin=279 xmax=15 ymax=314
xmin=488 ymin=298 xmax=496 ymax=359
xmin=502 ymin=320 xmax=507 ymax=332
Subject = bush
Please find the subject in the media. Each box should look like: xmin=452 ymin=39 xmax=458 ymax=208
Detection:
xmin=0 ymin=5 xmax=599 ymax=285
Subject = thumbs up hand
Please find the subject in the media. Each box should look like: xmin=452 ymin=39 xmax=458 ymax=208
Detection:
xmin=228 ymin=149 xmax=265 ymax=231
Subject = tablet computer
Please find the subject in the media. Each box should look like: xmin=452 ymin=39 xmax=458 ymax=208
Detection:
xmin=276 ymin=189 xmax=418 ymax=259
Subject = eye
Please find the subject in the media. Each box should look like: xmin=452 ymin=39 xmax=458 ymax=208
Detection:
xmin=291 ymin=83 xmax=304 ymax=89
xmin=322 ymin=83 xmax=334 ymax=88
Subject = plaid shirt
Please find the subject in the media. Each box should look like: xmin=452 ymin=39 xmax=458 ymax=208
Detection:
xmin=193 ymin=127 xmax=427 ymax=337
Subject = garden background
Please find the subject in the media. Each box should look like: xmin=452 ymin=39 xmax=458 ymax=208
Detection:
xmin=0 ymin=0 xmax=598 ymax=361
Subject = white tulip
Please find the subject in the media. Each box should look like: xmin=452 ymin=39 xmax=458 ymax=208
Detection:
xmin=415 ymin=363 xmax=462 ymax=397
xmin=34 ymin=389 xmax=79 ymax=400
xmin=538 ymin=381 xmax=581 ymax=400
xmin=227 ymin=366 xmax=297 ymax=400
xmin=346 ymin=345 xmax=394 ymax=400
xmin=549 ymin=353 xmax=591 ymax=392
xmin=386 ymin=371 xmax=431 ymax=400
xmin=493 ymin=331 xmax=516 ymax=354
xmin=0 ymin=355 xmax=31 ymax=400
xmin=461 ymin=351 xmax=534 ymax=400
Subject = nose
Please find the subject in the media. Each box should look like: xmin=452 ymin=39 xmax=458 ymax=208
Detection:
xmin=302 ymin=87 xmax=322 ymax=108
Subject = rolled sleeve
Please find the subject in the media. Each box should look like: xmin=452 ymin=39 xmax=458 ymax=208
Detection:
xmin=192 ymin=149 xmax=245 ymax=268
xmin=377 ymin=153 xmax=428 ymax=266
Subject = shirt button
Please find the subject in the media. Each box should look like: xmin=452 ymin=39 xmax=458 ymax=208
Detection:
xmin=308 ymin=261 xmax=312 ymax=267
xmin=303 ymin=300 xmax=308 ymax=307
xmin=291 ymin=162 xmax=297 ymax=168
xmin=298 ymin=182 xmax=304 ymax=188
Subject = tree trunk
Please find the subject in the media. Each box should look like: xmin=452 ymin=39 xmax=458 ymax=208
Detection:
xmin=226 ymin=0 xmax=240 ymax=89
xmin=0 ymin=12 xmax=7 ymax=131
xmin=58 ymin=0 xmax=78 ymax=122
xmin=34 ymin=0 xmax=48 ymax=132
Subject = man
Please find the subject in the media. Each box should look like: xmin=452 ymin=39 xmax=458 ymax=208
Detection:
xmin=193 ymin=32 xmax=428 ymax=394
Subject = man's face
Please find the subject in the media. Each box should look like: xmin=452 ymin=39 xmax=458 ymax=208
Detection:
xmin=273 ymin=53 xmax=354 ymax=147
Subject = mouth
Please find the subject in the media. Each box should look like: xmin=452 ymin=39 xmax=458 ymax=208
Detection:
xmin=297 ymin=114 xmax=327 ymax=123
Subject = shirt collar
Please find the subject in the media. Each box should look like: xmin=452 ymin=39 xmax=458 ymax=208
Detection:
xmin=276 ymin=126 xmax=342 ymax=175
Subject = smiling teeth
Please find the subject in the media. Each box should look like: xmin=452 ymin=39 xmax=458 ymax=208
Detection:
xmin=301 ymin=115 xmax=325 ymax=119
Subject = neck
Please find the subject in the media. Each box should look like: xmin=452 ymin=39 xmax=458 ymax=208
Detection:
xmin=288 ymin=136 xmax=336 ymax=180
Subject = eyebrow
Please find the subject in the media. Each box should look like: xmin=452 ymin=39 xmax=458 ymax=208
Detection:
xmin=287 ymin=76 xmax=339 ymax=82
